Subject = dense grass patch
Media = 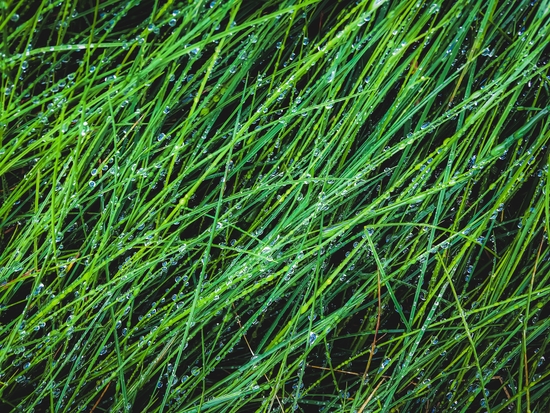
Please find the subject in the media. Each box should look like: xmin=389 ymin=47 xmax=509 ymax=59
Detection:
xmin=1 ymin=0 xmax=549 ymax=412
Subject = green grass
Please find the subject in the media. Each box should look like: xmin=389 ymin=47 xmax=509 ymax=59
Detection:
xmin=1 ymin=0 xmax=549 ymax=412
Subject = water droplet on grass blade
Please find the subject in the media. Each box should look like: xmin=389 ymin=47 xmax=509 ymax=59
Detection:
xmin=378 ymin=358 xmax=391 ymax=372
xmin=429 ymin=4 xmax=440 ymax=13
xmin=309 ymin=332 xmax=317 ymax=344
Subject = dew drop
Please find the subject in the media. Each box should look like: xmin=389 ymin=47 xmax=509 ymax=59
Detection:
xmin=309 ymin=332 xmax=317 ymax=344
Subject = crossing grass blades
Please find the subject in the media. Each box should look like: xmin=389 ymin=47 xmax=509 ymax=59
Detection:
xmin=1 ymin=0 xmax=550 ymax=412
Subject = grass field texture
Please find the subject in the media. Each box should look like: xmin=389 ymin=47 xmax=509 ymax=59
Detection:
xmin=1 ymin=0 xmax=549 ymax=412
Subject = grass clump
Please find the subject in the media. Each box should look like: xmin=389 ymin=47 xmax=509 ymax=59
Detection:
xmin=1 ymin=0 xmax=550 ymax=412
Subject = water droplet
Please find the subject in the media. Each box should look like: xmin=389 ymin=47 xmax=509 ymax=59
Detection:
xmin=34 ymin=283 xmax=44 ymax=296
xmin=303 ymin=37 xmax=309 ymax=46
xmin=429 ymin=4 xmax=440 ymax=13
xmin=309 ymin=332 xmax=317 ymax=344
xmin=11 ymin=13 xmax=19 ymax=22
xmin=191 ymin=366 xmax=200 ymax=376
xmin=378 ymin=358 xmax=391 ymax=372
xmin=89 ymin=181 xmax=96 ymax=188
